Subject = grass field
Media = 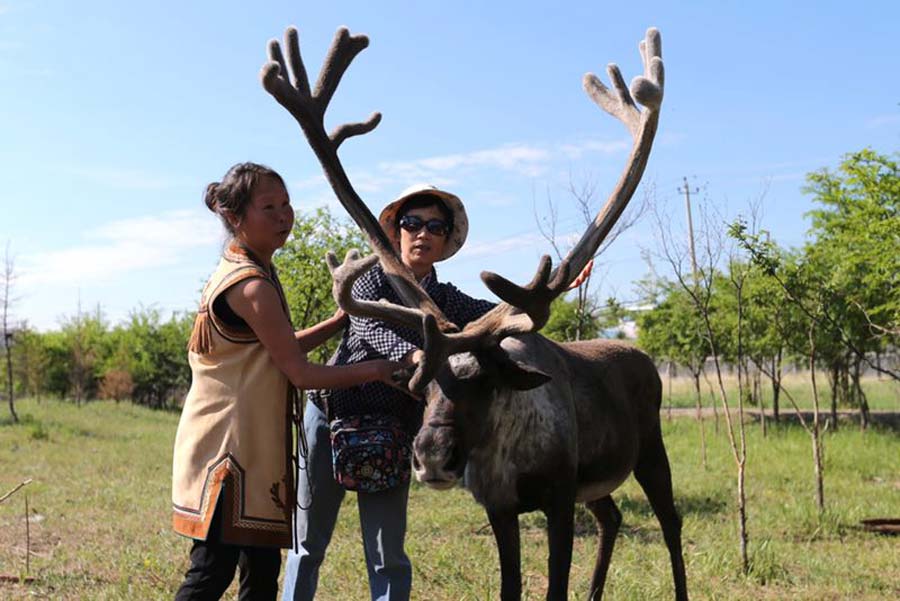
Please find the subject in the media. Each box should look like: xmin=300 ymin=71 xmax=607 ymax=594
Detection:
xmin=1 ymin=393 xmax=899 ymax=600
xmin=660 ymin=372 xmax=900 ymax=413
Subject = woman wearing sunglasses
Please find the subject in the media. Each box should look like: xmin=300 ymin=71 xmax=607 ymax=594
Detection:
xmin=282 ymin=184 xmax=495 ymax=601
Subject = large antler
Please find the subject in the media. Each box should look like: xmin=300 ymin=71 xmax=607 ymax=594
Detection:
xmin=480 ymin=27 xmax=665 ymax=330
xmin=260 ymin=27 xmax=457 ymax=332
xmin=300 ymin=27 xmax=663 ymax=395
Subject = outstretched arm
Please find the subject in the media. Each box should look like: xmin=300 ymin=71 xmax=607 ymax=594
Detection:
xmin=294 ymin=308 xmax=348 ymax=353
xmin=225 ymin=279 xmax=399 ymax=390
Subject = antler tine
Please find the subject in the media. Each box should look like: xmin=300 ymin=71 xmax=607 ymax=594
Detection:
xmin=459 ymin=28 xmax=664 ymax=348
xmin=549 ymin=26 xmax=664 ymax=293
xmin=479 ymin=255 xmax=565 ymax=331
xmin=284 ymin=27 xmax=311 ymax=98
xmin=409 ymin=314 xmax=447 ymax=393
xmin=325 ymin=247 xmax=543 ymax=393
xmin=313 ymin=28 xmax=368 ymax=113
xmin=408 ymin=311 xmax=535 ymax=393
xmin=326 ymin=250 xmax=480 ymax=394
xmin=331 ymin=112 xmax=382 ymax=149
xmin=326 ymin=250 xmax=425 ymax=331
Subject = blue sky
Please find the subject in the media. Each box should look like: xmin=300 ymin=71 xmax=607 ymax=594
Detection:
xmin=1 ymin=0 xmax=897 ymax=330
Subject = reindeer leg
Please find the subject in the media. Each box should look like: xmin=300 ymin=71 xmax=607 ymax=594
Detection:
xmin=487 ymin=508 xmax=522 ymax=601
xmin=544 ymin=490 xmax=575 ymax=600
xmin=585 ymin=495 xmax=622 ymax=600
xmin=633 ymin=429 xmax=688 ymax=601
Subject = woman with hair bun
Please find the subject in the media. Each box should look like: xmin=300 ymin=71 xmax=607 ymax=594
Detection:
xmin=172 ymin=162 xmax=402 ymax=600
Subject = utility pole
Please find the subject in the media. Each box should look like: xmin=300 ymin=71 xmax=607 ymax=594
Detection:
xmin=678 ymin=176 xmax=701 ymax=288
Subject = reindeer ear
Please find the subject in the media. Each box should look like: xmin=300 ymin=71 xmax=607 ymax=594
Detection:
xmin=490 ymin=349 xmax=552 ymax=391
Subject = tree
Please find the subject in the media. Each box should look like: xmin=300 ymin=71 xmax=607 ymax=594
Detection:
xmin=730 ymin=221 xmax=835 ymax=514
xmin=543 ymin=296 xmax=601 ymax=343
xmin=40 ymin=330 xmax=73 ymax=399
xmin=117 ymin=307 xmax=192 ymax=408
xmin=803 ymin=149 xmax=900 ymax=426
xmin=534 ymin=174 xmax=651 ymax=341
xmin=651 ymin=196 xmax=751 ymax=573
xmin=2 ymin=242 xmax=19 ymax=422
xmin=637 ymin=281 xmax=710 ymax=465
xmin=59 ymin=303 xmax=109 ymax=406
xmin=275 ymin=207 xmax=369 ymax=363
xmin=805 ymin=149 xmax=899 ymax=341
xmin=12 ymin=325 xmax=49 ymax=402
xmin=732 ymin=150 xmax=900 ymax=432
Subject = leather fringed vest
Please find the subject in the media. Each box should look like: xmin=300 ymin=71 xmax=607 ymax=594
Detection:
xmin=172 ymin=244 xmax=294 ymax=548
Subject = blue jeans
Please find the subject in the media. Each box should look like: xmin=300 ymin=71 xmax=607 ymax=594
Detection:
xmin=282 ymin=402 xmax=412 ymax=601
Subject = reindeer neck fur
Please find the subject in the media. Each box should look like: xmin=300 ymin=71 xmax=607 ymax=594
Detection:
xmin=459 ymin=335 xmax=660 ymax=510
xmin=461 ymin=335 xmax=578 ymax=511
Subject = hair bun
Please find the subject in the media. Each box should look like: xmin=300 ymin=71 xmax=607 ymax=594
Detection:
xmin=204 ymin=182 xmax=220 ymax=212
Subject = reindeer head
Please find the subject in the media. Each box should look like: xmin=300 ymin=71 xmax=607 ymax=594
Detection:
xmin=261 ymin=26 xmax=664 ymax=489
xmin=412 ymin=341 xmax=554 ymax=487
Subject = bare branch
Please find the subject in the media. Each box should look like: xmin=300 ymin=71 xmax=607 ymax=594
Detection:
xmin=0 ymin=478 xmax=32 ymax=505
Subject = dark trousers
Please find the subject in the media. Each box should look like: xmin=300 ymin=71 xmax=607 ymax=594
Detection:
xmin=175 ymin=505 xmax=282 ymax=601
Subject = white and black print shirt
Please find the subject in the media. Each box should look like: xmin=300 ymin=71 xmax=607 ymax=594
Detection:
xmin=309 ymin=264 xmax=495 ymax=431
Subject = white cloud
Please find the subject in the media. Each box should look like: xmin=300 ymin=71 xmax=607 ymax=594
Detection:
xmin=64 ymin=166 xmax=186 ymax=190
xmin=289 ymin=174 xmax=327 ymax=191
xmin=19 ymin=210 xmax=222 ymax=288
xmin=866 ymin=113 xmax=900 ymax=128
xmin=559 ymin=138 xmax=630 ymax=160
xmin=455 ymin=232 xmax=547 ymax=260
xmin=380 ymin=144 xmax=551 ymax=179
xmin=376 ymin=137 xmax=632 ymax=184
xmin=286 ymin=136 xmax=631 ymax=210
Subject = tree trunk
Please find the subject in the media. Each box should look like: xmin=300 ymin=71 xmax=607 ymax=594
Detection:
xmin=851 ymin=358 xmax=870 ymax=430
xmin=693 ymin=369 xmax=707 ymax=468
xmin=839 ymin=361 xmax=850 ymax=408
xmin=702 ymin=367 xmax=720 ymax=434
xmin=4 ymin=335 xmax=16 ymax=423
xmin=809 ymin=330 xmax=825 ymax=513
xmin=755 ymin=367 xmax=766 ymax=437
xmin=828 ymin=362 xmax=839 ymax=431
xmin=737 ymin=460 xmax=749 ymax=574
xmin=666 ymin=361 xmax=673 ymax=421
xmin=771 ymin=350 xmax=782 ymax=422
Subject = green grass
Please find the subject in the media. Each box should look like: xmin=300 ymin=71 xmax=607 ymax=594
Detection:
xmin=1 ymin=397 xmax=899 ymax=600
xmin=661 ymin=373 xmax=900 ymax=413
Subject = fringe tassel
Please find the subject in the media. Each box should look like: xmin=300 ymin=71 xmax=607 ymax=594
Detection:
xmin=187 ymin=306 xmax=214 ymax=354
xmin=290 ymin=387 xmax=312 ymax=553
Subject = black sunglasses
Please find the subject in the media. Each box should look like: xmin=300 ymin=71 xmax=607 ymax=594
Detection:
xmin=398 ymin=215 xmax=451 ymax=237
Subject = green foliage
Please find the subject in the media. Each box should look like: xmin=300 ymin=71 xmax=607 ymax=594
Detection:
xmin=39 ymin=330 xmax=74 ymax=398
xmin=275 ymin=207 xmax=369 ymax=362
xmin=113 ymin=307 xmax=193 ymax=408
xmin=542 ymin=295 xmax=601 ymax=342
xmin=637 ymin=281 xmax=707 ymax=372
xmin=58 ymin=307 xmax=110 ymax=403
xmin=11 ymin=325 xmax=50 ymax=400
xmin=805 ymin=148 xmax=899 ymax=340
xmin=728 ymin=149 xmax=899 ymax=396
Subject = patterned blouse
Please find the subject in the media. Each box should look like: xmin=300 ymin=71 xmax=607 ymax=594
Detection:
xmin=309 ymin=264 xmax=495 ymax=432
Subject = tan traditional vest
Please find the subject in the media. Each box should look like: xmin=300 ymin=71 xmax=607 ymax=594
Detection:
xmin=172 ymin=244 xmax=294 ymax=548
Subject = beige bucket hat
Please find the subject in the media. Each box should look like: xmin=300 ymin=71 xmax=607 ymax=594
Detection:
xmin=378 ymin=184 xmax=469 ymax=261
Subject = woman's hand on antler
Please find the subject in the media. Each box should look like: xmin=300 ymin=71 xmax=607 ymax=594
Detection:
xmin=567 ymin=259 xmax=594 ymax=290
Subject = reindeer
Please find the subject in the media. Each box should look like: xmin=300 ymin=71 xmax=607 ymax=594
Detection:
xmin=260 ymin=25 xmax=685 ymax=601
